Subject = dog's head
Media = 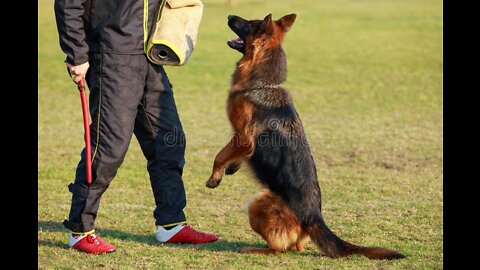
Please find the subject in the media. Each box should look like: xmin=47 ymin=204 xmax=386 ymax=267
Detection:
xmin=227 ymin=13 xmax=297 ymax=54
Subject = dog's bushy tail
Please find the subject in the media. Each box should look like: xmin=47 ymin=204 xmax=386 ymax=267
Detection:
xmin=305 ymin=217 xmax=405 ymax=260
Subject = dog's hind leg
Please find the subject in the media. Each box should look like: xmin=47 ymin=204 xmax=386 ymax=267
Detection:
xmin=293 ymin=233 xmax=309 ymax=252
xmin=240 ymin=237 xmax=287 ymax=255
xmin=288 ymin=242 xmax=304 ymax=252
xmin=241 ymin=229 xmax=293 ymax=255
xmin=295 ymin=242 xmax=304 ymax=252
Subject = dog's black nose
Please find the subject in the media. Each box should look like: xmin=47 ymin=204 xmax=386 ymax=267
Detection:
xmin=228 ymin=15 xmax=234 ymax=21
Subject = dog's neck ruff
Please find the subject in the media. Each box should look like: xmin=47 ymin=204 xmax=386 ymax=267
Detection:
xmin=251 ymin=84 xmax=281 ymax=90
xmin=230 ymin=84 xmax=282 ymax=96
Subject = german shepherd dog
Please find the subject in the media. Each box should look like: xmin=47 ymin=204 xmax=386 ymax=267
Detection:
xmin=206 ymin=13 xmax=405 ymax=260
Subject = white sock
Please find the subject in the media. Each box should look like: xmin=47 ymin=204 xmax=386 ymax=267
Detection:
xmin=69 ymin=233 xmax=87 ymax=247
xmin=155 ymin=224 xmax=185 ymax=242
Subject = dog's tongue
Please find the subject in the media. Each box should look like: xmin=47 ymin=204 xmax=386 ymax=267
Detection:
xmin=227 ymin=38 xmax=244 ymax=49
xmin=231 ymin=38 xmax=243 ymax=44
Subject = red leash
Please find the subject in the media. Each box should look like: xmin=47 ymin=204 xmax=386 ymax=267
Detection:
xmin=77 ymin=78 xmax=92 ymax=184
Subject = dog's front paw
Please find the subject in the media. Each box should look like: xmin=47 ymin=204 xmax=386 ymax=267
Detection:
xmin=206 ymin=176 xmax=222 ymax=188
xmin=225 ymin=162 xmax=241 ymax=175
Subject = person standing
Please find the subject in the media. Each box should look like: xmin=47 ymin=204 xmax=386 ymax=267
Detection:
xmin=54 ymin=0 xmax=218 ymax=254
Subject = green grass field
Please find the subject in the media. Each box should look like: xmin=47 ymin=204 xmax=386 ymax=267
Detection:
xmin=38 ymin=0 xmax=443 ymax=269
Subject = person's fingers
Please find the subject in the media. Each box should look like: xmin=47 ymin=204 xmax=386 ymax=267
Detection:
xmin=69 ymin=69 xmax=80 ymax=78
xmin=72 ymin=74 xmax=84 ymax=84
xmin=66 ymin=62 xmax=89 ymax=85
xmin=69 ymin=67 xmax=85 ymax=75
xmin=67 ymin=62 xmax=89 ymax=78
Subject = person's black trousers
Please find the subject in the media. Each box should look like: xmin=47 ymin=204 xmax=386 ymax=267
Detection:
xmin=63 ymin=53 xmax=187 ymax=233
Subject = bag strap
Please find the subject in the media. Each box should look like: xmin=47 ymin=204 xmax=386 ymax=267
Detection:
xmin=155 ymin=0 xmax=168 ymax=23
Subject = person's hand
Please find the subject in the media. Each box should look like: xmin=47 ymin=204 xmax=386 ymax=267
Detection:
xmin=67 ymin=62 xmax=89 ymax=84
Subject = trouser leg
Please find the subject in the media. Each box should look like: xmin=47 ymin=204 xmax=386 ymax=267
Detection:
xmin=134 ymin=60 xmax=187 ymax=226
xmin=64 ymin=54 xmax=146 ymax=233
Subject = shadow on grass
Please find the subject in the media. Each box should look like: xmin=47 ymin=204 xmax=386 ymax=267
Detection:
xmin=38 ymin=239 xmax=69 ymax=249
xmin=38 ymin=220 xmax=265 ymax=253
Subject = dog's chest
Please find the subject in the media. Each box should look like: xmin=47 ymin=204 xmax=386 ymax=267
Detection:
xmin=245 ymin=88 xmax=292 ymax=108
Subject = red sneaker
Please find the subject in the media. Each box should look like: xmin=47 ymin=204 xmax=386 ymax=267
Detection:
xmin=156 ymin=224 xmax=218 ymax=244
xmin=69 ymin=233 xmax=116 ymax=254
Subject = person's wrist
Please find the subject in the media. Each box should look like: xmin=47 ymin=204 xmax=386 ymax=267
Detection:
xmin=65 ymin=54 xmax=89 ymax=66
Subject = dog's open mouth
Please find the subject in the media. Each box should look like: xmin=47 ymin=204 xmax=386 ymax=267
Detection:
xmin=227 ymin=37 xmax=244 ymax=50
xmin=227 ymin=15 xmax=248 ymax=53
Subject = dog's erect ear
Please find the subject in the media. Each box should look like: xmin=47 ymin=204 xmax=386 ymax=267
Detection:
xmin=259 ymin=13 xmax=274 ymax=35
xmin=277 ymin=13 xmax=297 ymax=32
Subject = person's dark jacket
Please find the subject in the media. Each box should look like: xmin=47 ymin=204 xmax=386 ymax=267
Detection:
xmin=54 ymin=0 xmax=162 ymax=65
